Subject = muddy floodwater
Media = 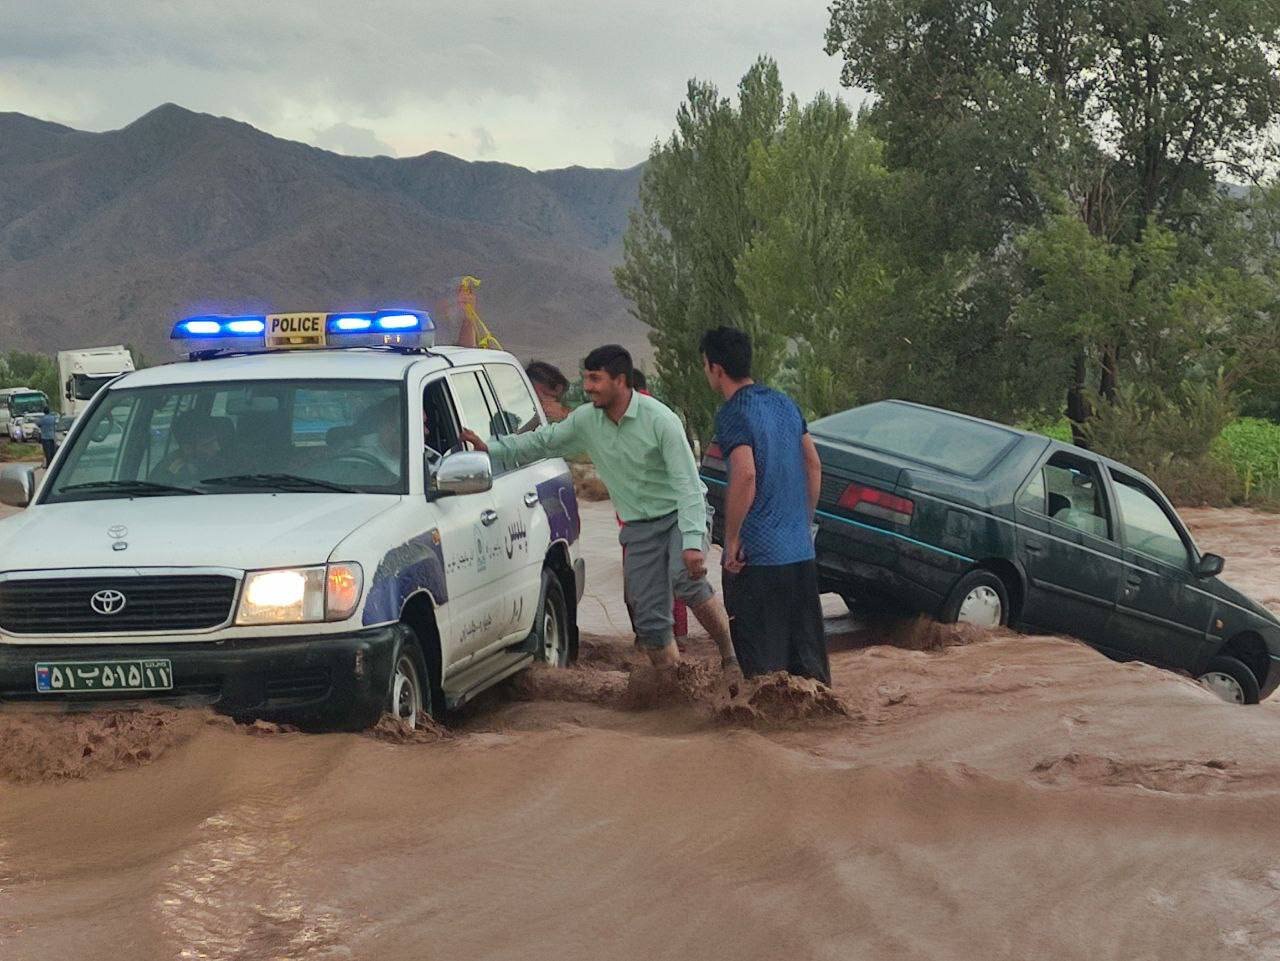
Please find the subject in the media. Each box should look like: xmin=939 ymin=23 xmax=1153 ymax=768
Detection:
xmin=2 ymin=502 xmax=1280 ymax=960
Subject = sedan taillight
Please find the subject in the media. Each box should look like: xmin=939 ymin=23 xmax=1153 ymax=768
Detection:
xmin=837 ymin=483 xmax=915 ymax=524
xmin=701 ymin=442 xmax=726 ymax=472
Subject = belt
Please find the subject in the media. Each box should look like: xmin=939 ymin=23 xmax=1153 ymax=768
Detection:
xmin=621 ymin=511 xmax=677 ymax=526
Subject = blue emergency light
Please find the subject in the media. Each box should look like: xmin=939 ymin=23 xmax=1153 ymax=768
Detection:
xmin=170 ymin=309 xmax=435 ymax=355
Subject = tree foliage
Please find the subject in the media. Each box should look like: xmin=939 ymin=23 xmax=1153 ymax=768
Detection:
xmin=615 ymin=58 xmax=784 ymax=443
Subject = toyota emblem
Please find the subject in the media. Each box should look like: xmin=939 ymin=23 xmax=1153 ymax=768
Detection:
xmin=90 ymin=589 xmax=127 ymax=616
xmin=107 ymin=525 xmax=128 ymax=539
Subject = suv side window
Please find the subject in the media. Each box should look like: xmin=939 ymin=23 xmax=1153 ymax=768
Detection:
xmin=484 ymin=363 xmax=541 ymax=436
xmin=423 ymin=379 xmax=459 ymax=462
xmin=1111 ymin=473 xmax=1190 ymax=568
xmin=1021 ymin=453 xmax=1111 ymax=540
xmin=447 ymin=371 xmax=496 ymax=440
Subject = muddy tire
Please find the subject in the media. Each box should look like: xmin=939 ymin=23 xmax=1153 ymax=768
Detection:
xmin=534 ymin=569 xmax=571 ymax=668
xmin=940 ymin=570 xmax=1008 ymax=628
xmin=386 ymin=629 xmax=433 ymax=726
xmin=1197 ymin=655 xmax=1260 ymax=705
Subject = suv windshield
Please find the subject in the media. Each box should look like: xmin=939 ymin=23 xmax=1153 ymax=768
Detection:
xmin=9 ymin=392 xmax=48 ymax=416
xmin=45 ymin=379 xmax=407 ymax=502
xmin=811 ymin=402 xmax=1019 ymax=477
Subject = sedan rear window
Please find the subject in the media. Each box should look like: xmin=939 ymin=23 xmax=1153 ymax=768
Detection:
xmin=811 ymin=402 xmax=1019 ymax=477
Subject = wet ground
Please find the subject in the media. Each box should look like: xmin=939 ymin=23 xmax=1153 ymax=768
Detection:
xmin=2 ymin=499 xmax=1279 ymax=960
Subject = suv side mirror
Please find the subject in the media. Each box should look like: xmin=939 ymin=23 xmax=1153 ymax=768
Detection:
xmin=429 ymin=451 xmax=492 ymax=498
xmin=1196 ymin=553 xmax=1225 ymax=579
xmin=0 ymin=464 xmax=35 ymax=508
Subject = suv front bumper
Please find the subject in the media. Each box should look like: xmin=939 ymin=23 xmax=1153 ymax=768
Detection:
xmin=0 ymin=623 xmax=408 ymax=730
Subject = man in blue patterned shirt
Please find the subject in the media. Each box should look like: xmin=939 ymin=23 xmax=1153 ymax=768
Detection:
xmin=701 ymin=326 xmax=830 ymax=684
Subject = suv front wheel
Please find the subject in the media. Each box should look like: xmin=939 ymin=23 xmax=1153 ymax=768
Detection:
xmin=534 ymin=569 xmax=570 ymax=668
xmin=387 ymin=629 xmax=432 ymax=726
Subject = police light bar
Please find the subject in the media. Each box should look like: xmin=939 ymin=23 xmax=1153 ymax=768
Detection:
xmin=170 ymin=309 xmax=435 ymax=355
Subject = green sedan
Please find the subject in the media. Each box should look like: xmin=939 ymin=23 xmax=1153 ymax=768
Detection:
xmin=701 ymin=400 xmax=1280 ymax=705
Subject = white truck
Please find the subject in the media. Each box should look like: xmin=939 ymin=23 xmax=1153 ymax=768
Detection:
xmin=57 ymin=346 xmax=136 ymax=417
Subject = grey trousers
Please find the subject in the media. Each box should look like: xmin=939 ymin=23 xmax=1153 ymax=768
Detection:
xmin=618 ymin=510 xmax=714 ymax=648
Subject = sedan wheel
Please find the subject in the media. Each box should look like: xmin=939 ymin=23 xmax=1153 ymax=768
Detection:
xmin=1195 ymin=654 xmax=1260 ymax=706
xmin=956 ymin=585 xmax=1003 ymax=628
xmin=1198 ymin=670 xmax=1245 ymax=705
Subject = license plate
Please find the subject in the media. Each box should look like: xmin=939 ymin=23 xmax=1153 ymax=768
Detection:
xmin=34 ymin=659 xmax=174 ymax=693
xmin=265 ymin=312 xmax=327 ymax=349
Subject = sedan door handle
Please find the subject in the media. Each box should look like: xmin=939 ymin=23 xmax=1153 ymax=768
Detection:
xmin=1025 ymin=541 xmax=1044 ymax=554
xmin=1125 ymin=576 xmax=1143 ymax=587
xmin=524 ymin=491 xmax=539 ymax=507
xmin=481 ymin=509 xmax=499 ymax=526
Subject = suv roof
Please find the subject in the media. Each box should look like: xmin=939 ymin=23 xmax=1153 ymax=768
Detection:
xmin=117 ymin=345 xmax=511 ymax=388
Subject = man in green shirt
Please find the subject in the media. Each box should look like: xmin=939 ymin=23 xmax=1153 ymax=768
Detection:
xmin=461 ymin=345 xmax=736 ymax=671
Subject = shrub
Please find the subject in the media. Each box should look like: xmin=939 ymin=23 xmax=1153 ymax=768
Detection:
xmin=1080 ymin=383 xmax=1239 ymax=505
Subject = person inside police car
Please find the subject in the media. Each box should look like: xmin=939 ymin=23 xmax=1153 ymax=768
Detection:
xmin=152 ymin=411 xmax=229 ymax=487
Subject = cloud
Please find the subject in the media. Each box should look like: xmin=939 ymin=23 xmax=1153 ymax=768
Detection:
xmin=311 ymin=122 xmax=397 ymax=157
xmin=0 ymin=0 xmax=865 ymax=170
xmin=472 ymin=126 xmax=497 ymax=157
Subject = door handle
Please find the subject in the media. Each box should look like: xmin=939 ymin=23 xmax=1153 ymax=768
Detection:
xmin=524 ymin=491 xmax=539 ymax=508
xmin=481 ymin=509 xmax=499 ymax=526
xmin=1025 ymin=541 xmax=1043 ymax=554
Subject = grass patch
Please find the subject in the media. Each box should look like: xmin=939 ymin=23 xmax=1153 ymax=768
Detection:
xmin=1218 ymin=418 xmax=1280 ymax=505
xmin=0 ymin=442 xmax=41 ymax=463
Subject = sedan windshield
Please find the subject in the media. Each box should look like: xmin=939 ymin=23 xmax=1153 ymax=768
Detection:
xmin=45 ymin=379 xmax=406 ymax=502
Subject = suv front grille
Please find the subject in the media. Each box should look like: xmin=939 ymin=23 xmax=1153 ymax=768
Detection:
xmin=0 ymin=575 xmax=239 ymax=635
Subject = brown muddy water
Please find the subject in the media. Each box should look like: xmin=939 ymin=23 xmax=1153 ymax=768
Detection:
xmin=2 ymin=508 xmax=1280 ymax=960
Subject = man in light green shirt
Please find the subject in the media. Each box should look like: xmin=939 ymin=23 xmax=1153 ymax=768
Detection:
xmin=462 ymin=345 xmax=736 ymax=671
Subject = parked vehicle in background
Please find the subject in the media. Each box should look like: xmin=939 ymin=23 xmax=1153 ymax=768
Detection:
xmin=0 ymin=388 xmax=29 ymax=436
xmin=701 ymin=399 xmax=1280 ymax=705
xmin=4 ymin=390 xmax=50 ymax=441
xmin=57 ymin=346 xmax=135 ymax=417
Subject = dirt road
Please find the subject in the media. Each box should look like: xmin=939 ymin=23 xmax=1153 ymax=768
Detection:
xmin=2 ymin=500 xmax=1279 ymax=960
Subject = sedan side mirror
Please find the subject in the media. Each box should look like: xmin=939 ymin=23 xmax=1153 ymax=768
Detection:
xmin=1196 ymin=553 xmax=1225 ymax=579
xmin=0 ymin=464 xmax=35 ymax=508
xmin=429 ymin=450 xmax=492 ymax=498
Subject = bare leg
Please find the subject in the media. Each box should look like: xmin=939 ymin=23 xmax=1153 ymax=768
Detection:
xmin=690 ymin=596 xmax=736 ymax=667
xmin=644 ymin=640 xmax=680 ymax=667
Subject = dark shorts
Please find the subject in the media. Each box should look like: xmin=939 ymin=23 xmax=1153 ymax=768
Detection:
xmin=723 ymin=560 xmax=830 ymax=684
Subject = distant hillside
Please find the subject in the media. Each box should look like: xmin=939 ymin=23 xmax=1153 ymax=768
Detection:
xmin=0 ymin=104 xmax=646 ymax=371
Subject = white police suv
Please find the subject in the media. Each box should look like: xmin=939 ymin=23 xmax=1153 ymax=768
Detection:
xmin=0 ymin=310 xmax=584 ymax=729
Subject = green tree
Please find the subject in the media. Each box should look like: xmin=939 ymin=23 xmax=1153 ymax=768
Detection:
xmin=826 ymin=0 xmax=1280 ymax=429
xmin=615 ymin=57 xmax=785 ymax=443
xmin=2 ymin=351 xmax=58 ymax=404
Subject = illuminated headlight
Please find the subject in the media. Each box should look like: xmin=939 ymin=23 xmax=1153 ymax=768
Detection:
xmin=235 ymin=562 xmax=364 ymax=625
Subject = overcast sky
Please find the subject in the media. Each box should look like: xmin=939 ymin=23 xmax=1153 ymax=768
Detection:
xmin=0 ymin=0 xmax=864 ymax=170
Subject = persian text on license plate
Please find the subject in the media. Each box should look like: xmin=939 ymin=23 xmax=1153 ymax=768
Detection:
xmin=35 ymin=659 xmax=174 ymax=693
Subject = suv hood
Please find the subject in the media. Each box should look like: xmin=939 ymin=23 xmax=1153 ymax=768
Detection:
xmin=0 ymin=494 xmax=400 ymax=573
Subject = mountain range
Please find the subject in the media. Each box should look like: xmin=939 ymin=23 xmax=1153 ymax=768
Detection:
xmin=0 ymin=104 xmax=646 ymax=371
